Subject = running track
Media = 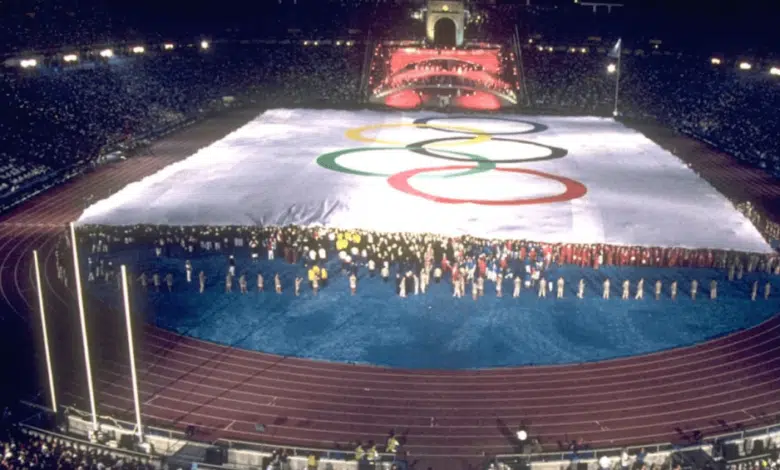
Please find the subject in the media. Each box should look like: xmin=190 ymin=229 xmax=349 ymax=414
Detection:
xmin=1 ymin=110 xmax=779 ymax=464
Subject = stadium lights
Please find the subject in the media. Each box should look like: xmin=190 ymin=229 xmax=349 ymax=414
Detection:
xmin=710 ymin=57 xmax=722 ymax=65
xmin=739 ymin=61 xmax=752 ymax=70
xmin=770 ymin=67 xmax=780 ymax=76
xmin=346 ymin=41 xmax=355 ymax=46
xmin=63 ymin=54 xmax=78 ymax=62
xmin=20 ymin=59 xmax=38 ymax=68
xmin=131 ymin=46 xmax=145 ymax=54
xmin=313 ymin=41 xmax=320 ymax=46
xmin=163 ymin=43 xmax=175 ymax=50
xmin=336 ymin=40 xmax=343 ymax=46
xmin=546 ymin=46 xmax=553 ymax=52
xmin=607 ymin=63 xmax=617 ymax=74
xmin=516 ymin=429 xmax=528 ymax=441
xmin=99 ymin=48 xmax=113 ymax=58
xmin=537 ymin=45 xmax=544 ymax=51
xmin=580 ymin=47 xmax=588 ymax=53
xmin=200 ymin=40 xmax=210 ymax=50
xmin=528 ymin=39 xmax=534 ymax=44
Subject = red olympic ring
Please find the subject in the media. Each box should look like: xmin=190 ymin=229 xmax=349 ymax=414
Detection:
xmin=387 ymin=166 xmax=588 ymax=206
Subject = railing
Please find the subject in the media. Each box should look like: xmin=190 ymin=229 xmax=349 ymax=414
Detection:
xmin=495 ymin=423 xmax=780 ymax=463
xmin=22 ymin=399 xmax=780 ymax=464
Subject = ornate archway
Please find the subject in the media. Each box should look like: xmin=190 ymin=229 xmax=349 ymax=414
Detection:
xmin=432 ymin=17 xmax=457 ymax=47
xmin=426 ymin=0 xmax=464 ymax=47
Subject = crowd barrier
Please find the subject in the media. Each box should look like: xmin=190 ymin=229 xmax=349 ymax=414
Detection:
xmin=20 ymin=399 xmax=780 ymax=469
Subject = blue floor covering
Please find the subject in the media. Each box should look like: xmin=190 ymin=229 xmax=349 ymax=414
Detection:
xmin=86 ymin=247 xmax=780 ymax=370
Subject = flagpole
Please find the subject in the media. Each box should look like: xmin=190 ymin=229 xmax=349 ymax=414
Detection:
xmin=120 ymin=265 xmax=144 ymax=444
xmin=33 ymin=250 xmax=57 ymax=412
xmin=613 ymin=38 xmax=622 ymax=117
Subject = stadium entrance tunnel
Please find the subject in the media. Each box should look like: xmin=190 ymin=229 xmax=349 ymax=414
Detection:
xmin=433 ymin=17 xmax=457 ymax=48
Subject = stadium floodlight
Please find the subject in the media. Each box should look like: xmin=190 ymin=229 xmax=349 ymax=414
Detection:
xmin=20 ymin=59 xmax=38 ymax=68
xmin=528 ymin=38 xmax=534 ymax=44
xmin=739 ymin=61 xmax=752 ymax=70
xmin=580 ymin=47 xmax=588 ymax=53
xmin=163 ymin=43 xmax=175 ymax=50
xmin=546 ymin=46 xmax=553 ymax=52
xmin=200 ymin=40 xmax=209 ymax=50
xmin=599 ymin=456 xmax=611 ymax=469
xmin=516 ymin=429 xmax=528 ymax=441
xmin=63 ymin=54 xmax=78 ymax=62
xmin=770 ymin=67 xmax=780 ymax=76
xmin=710 ymin=57 xmax=722 ymax=65
xmin=99 ymin=48 xmax=113 ymax=58
xmin=336 ymin=40 xmax=343 ymax=46
xmin=607 ymin=63 xmax=617 ymax=74
xmin=313 ymin=41 xmax=319 ymax=46
xmin=132 ymin=46 xmax=145 ymax=54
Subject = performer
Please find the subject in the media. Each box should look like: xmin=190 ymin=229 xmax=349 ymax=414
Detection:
xmin=138 ymin=272 xmax=148 ymax=289
xmin=239 ymin=273 xmax=248 ymax=294
xmin=199 ymin=271 xmax=206 ymax=294
xmin=434 ymin=266 xmax=442 ymax=284
xmin=728 ymin=264 xmax=736 ymax=282
xmin=225 ymin=273 xmax=233 ymax=293
xmin=472 ymin=279 xmax=479 ymax=300
xmin=556 ymin=277 xmax=564 ymax=299
xmin=399 ymin=277 xmax=407 ymax=298
xmin=654 ymin=280 xmax=662 ymax=300
xmin=228 ymin=255 xmax=236 ymax=277
xmin=153 ymin=273 xmax=161 ymax=292
xmin=602 ymin=278 xmax=610 ymax=300
xmin=368 ymin=258 xmax=376 ymax=277
xmin=577 ymin=278 xmax=585 ymax=299
xmin=621 ymin=280 xmax=630 ymax=300
xmin=185 ymin=260 xmax=192 ymax=283
xmin=477 ymin=276 xmax=484 ymax=297
xmin=381 ymin=262 xmax=390 ymax=283
xmin=737 ymin=264 xmax=744 ymax=280
xmin=765 ymin=281 xmax=771 ymax=300
xmin=671 ymin=280 xmax=678 ymax=300
xmin=349 ymin=273 xmax=357 ymax=295
xmin=295 ymin=276 xmax=303 ymax=296
xmin=635 ymin=278 xmax=644 ymax=300
xmin=165 ymin=273 xmax=173 ymax=292
xmin=710 ymin=280 xmax=717 ymax=300
xmin=690 ymin=279 xmax=698 ymax=300
xmin=513 ymin=276 xmax=522 ymax=298
xmin=312 ymin=273 xmax=319 ymax=295
xmin=257 ymin=273 xmax=264 ymax=292
xmin=538 ymin=277 xmax=547 ymax=298
xmin=496 ymin=274 xmax=503 ymax=298
xmin=752 ymin=280 xmax=758 ymax=301
xmin=420 ymin=268 xmax=429 ymax=294
xmin=274 ymin=274 xmax=282 ymax=294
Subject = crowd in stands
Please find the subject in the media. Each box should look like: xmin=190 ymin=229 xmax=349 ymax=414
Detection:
xmin=0 ymin=425 xmax=154 ymax=470
xmin=0 ymin=44 xmax=362 ymax=214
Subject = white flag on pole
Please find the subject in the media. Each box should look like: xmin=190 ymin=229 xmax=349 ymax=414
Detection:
xmin=607 ymin=38 xmax=622 ymax=59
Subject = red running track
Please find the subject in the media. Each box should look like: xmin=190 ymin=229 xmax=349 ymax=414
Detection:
xmin=1 ymin=109 xmax=779 ymax=462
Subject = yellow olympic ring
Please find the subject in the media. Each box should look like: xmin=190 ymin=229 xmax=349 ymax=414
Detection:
xmin=344 ymin=122 xmax=491 ymax=147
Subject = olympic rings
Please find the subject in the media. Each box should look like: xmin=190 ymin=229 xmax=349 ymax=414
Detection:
xmin=407 ymin=137 xmax=568 ymax=164
xmin=387 ymin=166 xmax=588 ymax=206
xmin=345 ymin=122 xmax=491 ymax=147
xmin=413 ymin=116 xmax=548 ymax=136
xmin=316 ymin=146 xmax=496 ymax=178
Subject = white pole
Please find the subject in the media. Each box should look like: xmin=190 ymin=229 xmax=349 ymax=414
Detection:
xmin=33 ymin=250 xmax=57 ymax=412
xmin=613 ymin=40 xmax=622 ymax=117
xmin=120 ymin=265 xmax=144 ymax=443
xmin=69 ymin=222 xmax=98 ymax=431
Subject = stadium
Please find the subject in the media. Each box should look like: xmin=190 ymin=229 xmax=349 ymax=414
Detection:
xmin=0 ymin=0 xmax=779 ymax=469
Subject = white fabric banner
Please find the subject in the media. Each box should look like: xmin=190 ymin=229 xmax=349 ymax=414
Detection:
xmin=77 ymin=109 xmax=771 ymax=252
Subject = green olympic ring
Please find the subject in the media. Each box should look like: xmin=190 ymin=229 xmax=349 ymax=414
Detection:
xmin=316 ymin=146 xmax=496 ymax=178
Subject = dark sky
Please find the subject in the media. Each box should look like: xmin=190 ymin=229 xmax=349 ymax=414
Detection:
xmin=0 ymin=0 xmax=777 ymax=54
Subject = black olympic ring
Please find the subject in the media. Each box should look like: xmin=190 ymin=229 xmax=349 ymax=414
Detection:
xmin=412 ymin=116 xmax=549 ymax=136
xmin=407 ymin=137 xmax=568 ymax=164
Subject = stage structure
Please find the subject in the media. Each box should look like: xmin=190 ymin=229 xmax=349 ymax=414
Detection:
xmin=366 ymin=1 xmax=520 ymax=110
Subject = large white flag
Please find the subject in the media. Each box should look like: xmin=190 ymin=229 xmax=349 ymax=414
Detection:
xmin=77 ymin=109 xmax=771 ymax=252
